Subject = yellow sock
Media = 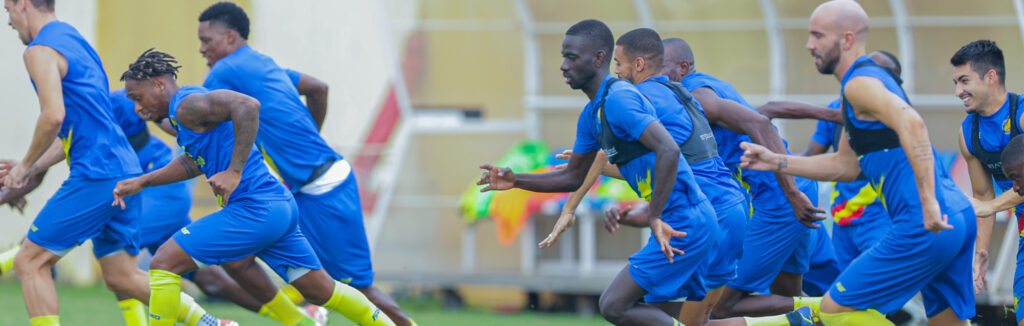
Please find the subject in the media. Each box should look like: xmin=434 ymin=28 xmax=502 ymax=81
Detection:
xmin=29 ymin=315 xmax=59 ymax=326
xmin=118 ymin=299 xmax=147 ymax=326
xmin=744 ymin=315 xmax=791 ymax=326
xmin=261 ymin=290 xmax=309 ymax=326
xmin=149 ymin=269 xmax=181 ymax=326
xmin=258 ymin=305 xmax=279 ymax=320
xmin=0 ymin=244 xmax=19 ymax=275
xmin=322 ymin=281 xmax=396 ymax=326
xmin=819 ymin=310 xmax=893 ymax=326
xmin=282 ymin=284 xmax=305 ymax=304
xmin=793 ymin=296 xmax=822 ymax=312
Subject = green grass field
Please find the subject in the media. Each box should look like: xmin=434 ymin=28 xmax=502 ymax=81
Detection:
xmin=0 ymin=281 xmax=609 ymax=325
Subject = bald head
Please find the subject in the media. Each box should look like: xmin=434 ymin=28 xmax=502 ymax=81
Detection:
xmin=661 ymin=38 xmax=695 ymax=82
xmin=807 ymin=0 xmax=870 ymax=75
xmin=811 ymin=0 xmax=869 ymax=40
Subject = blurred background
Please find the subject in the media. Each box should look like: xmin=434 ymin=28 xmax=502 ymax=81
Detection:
xmin=1 ymin=0 xmax=1022 ymax=324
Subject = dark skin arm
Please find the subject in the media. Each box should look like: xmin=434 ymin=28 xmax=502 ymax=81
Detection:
xmin=692 ymin=87 xmax=825 ymax=227
xmin=756 ymin=101 xmax=842 ymax=123
xmin=800 ymin=141 xmax=829 ymax=157
xmin=294 ymin=72 xmax=329 ymax=130
xmin=113 ymin=155 xmax=199 ymax=209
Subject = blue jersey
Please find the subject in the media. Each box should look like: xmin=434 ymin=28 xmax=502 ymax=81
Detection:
xmin=811 ymin=99 xmax=888 ymax=226
xmin=961 ymin=92 xmax=1024 ymax=229
xmin=573 ymin=75 xmax=707 ymax=212
xmin=168 ymin=86 xmax=290 ymax=205
xmin=682 ymin=72 xmax=810 ymax=211
xmin=635 ymin=75 xmax=745 ymax=209
xmin=842 ymin=56 xmax=970 ymax=218
xmin=203 ymin=46 xmax=340 ymax=191
xmin=27 ymin=21 xmax=140 ymax=179
xmin=285 ymin=69 xmax=301 ymax=87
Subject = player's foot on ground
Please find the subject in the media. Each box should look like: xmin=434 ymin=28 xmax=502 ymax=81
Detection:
xmin=218 ymin=319 xmax=239 ymax=326
xmin=302 ymin=304 xmax=329 ymax=325
xmin=785 ymin=306 xmax=815 ymax=326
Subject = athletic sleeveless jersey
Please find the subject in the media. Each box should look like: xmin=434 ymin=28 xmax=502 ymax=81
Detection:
xmin=840 ymin=56 xmax=971 ymax=219
xmin=285 ymin=69 xmax=301 ymax=87
xmin=27 ymin=21 xmax=140 ymax=178
xmin=168 ymin=86 xmax=290 ymax=205
xmin=573 ymin=75 xmax=707 ymax=210
xmin=203 ymin=46 xmax=341 ymax=192
xmin=682 ymin=72 xmax=811 ymax=211
xmin=961 ymin=92 xmax=1024 ymax=231
xmin=810 ymin=98 xmax=888 ymax=226
xmin=636 ymin=75 xmax=745 ymax=209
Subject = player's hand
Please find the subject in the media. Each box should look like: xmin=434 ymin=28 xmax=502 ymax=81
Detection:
xmin=555 ymin=149 xmax=574 ymax=161
xmin=974 ymin=249 xmax=990 ymax=294
xmin=650 ymin=217 xmax=686 ymax=263
xmin=477 ymin=164 xmax=514 ymax=192
xmin=603 ymin=206 xmax=628 ymax=233
xmin=2 ymin=163 xmax=30 ymax=190
xmin=209 ymin=169 xmax=242 ymax=204
xmin=969 ymin=197 xmax=995 ymax=217
xmin=922 ymin=199 xmax=953 ymax=234
xmin=111 ymin=177 xmax=146 ymax=209
xmin=785 ymin=190 xmax=826 ymax=228
xmin=739 ymin=142 xmax=782 ymax=172
xmin=538 ymin=211 xmax=576 ymax=248
xmin=0 ymin=159 xmax=18 ymax=179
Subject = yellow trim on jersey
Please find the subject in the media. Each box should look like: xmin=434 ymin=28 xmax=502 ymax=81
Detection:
xmin=61 ymin=127 xmax=73 ymax=165
xmin=636 ymin=169 xmax=653 ymax=202
xmin=832 ymin=182 xmax=880 ymax=224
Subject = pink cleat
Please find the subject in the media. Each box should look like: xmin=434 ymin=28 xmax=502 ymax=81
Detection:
xmin=302 ymin=305 xmax=329 ymax=326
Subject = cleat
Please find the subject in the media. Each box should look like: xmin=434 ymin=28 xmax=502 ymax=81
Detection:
xmin=785 ymin=306 xmax=815 ymax=326
xmin=219 ymin=320 xmax=239 ymax=326
xmin=302 ymin=304 xmax=329 ymax=326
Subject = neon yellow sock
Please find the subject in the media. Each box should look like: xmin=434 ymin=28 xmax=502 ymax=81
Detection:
xmin=793 ymin=296 xmax=822 ymax=312
xmin=29 ymin=315 xmax=59 ymax=326
xmin=149 ymin=269 xmax=181 ymax=326
xmin=322 ymin=281 xmax=396 ymax=326
xmin=258 ymin=305 xmax=279 ymax=320
xmin=0 ymin=244 xmax=20 ymax=275
xmin=118 ymin=298 xmax=147 ymax=326
xmin=262 ymin=289 xmax=310 ymax=326
xmin=282 ymin=284 xmax=305 ymax=305
xmin=819 ymin=310 xmax=893 ymax=326
xmin=745 ymin=315 xmax=792 ymax=326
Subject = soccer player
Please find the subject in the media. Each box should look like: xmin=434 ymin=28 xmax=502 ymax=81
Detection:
xmin=115 ymin=49 xmax=395 ymax=326
xmin=480 ymin=19 xmax=717 ymax=325
xmin=193 ymin=4 xmax=413 ymax=324
xmin=661 ymin=38 xmax=825 ymax=318
xmin=950 ymin=40 xmax=1024 ymax=324
xmin=1 ymin=1 xmax=229 ymax=325
xmin=740 ymin=1 xmax=975 ymax=324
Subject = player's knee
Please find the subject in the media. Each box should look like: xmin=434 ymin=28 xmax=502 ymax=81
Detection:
xmin=102 ymin=270 xmax=134 ymax=294
xmin=13 ymin=248 xmax=52 ymax=277
xmin=192 ymin=270 xmax=227 ymax=298
xmin=597 ymin=294 xmax=627 ymax=324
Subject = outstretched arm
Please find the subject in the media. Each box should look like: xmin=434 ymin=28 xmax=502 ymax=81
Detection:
xmin=113 ymin=155 xmax=199 ymax=209
xmin=478 ymin=150 xmax=598 ymax=194
xmin=294 ymin=72 xmax=329 ymax=130
xmin=740 ymin=130 xmax=862 ymax=182
xmin=757 ymin=101 xmax=842 ymax=123
xmin=694 ymin=87 xmax=825 ymax=224
xmin=7 ymin=46 xmax=67 ymax=190
xmin=538 ymin=150 xmax=608 ymax=248
xmin=846 ymin=76 xmax=948 ymax=233
xmin=176 ymin=90 xmax=260 ymax=203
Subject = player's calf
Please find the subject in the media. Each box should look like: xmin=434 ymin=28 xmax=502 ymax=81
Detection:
xmin=292 ymin=269 xmax=396 ymax=326
xmin=359 ymin=285 xmax=414 ymax=326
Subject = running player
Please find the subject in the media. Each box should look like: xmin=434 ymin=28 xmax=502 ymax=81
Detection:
xmin=115 ymin=49 xmax=394 ymax=326
xmin=193 ymin=4 xmax=413 ymax=324
xmin=481 ymin=19 xmax=717 ymax=325
xmin=661 ymin=38 xmax=825 ymax=318
xmin=740 ymin=1 xmax=975 ymax=324
xmin=1 ymin=1 xmax=229 ymax=325
xmin=950 ymin=40 xmax=1024 ymax=324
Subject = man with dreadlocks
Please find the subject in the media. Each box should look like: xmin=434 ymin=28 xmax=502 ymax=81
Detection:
xmin=195 ymin=3 xmax=415 ymax=325
xmin=115 ymin=49 xmax=396 ymax=326
xmin=1 ymin=1 xmax=231 ymax=326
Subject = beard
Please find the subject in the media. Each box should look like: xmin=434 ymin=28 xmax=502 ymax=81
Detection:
xmin=814 ymin=42 xmax=841 ymax=74
xmin=567 ymin=69 xmax=595 ymax=90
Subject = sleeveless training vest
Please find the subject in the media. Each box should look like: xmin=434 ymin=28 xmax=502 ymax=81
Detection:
xmin=598 ymin=78 xmax=651 ymax=165
xmin=841 ymin=60 xmax=909 ymax=156
xmin=651 ymin=79 xmax=720 ymax=164
xmin=970 ymin=92 xmax=1020 ymax=181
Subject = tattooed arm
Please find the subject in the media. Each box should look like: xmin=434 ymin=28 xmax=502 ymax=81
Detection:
xmin=844 ymin=76 xmax=949 ymax=233
xmin=174 ymin=90 xmax=260 ymax=203
xmin=112 ymin=154 xmax=200 ymax=208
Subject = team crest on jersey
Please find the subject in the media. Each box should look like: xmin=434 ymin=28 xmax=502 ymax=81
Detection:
xmin=1005 ymin=117 xmax=1012 ymax=135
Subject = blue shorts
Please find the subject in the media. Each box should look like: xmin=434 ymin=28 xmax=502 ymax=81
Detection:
xmin=293 ymin=172 xmax=374 ymax=288
xmin=802 ymin=227 xmax=839 ymax=297
xmin=629 ymin=201 xmax=718 ymax=303
xmin=705 ymin=201 xmax=746 ymax=290
xmin=139 ymin=182 xmax=193 ymax=254
xmin=1014 ymin=235 xmax=1024 ymax=323
xmin=29 ymin=175 xmax=142 ymax=258
xmin=832 ymin=217 xmax=890 ymax=271
xmin=729 ymin=181 xmax=818 ymax=293
xmin=829 ymin=208 xmax=976 ymax=319
xmin=173 ymin=197 xmax=322 ymax=282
